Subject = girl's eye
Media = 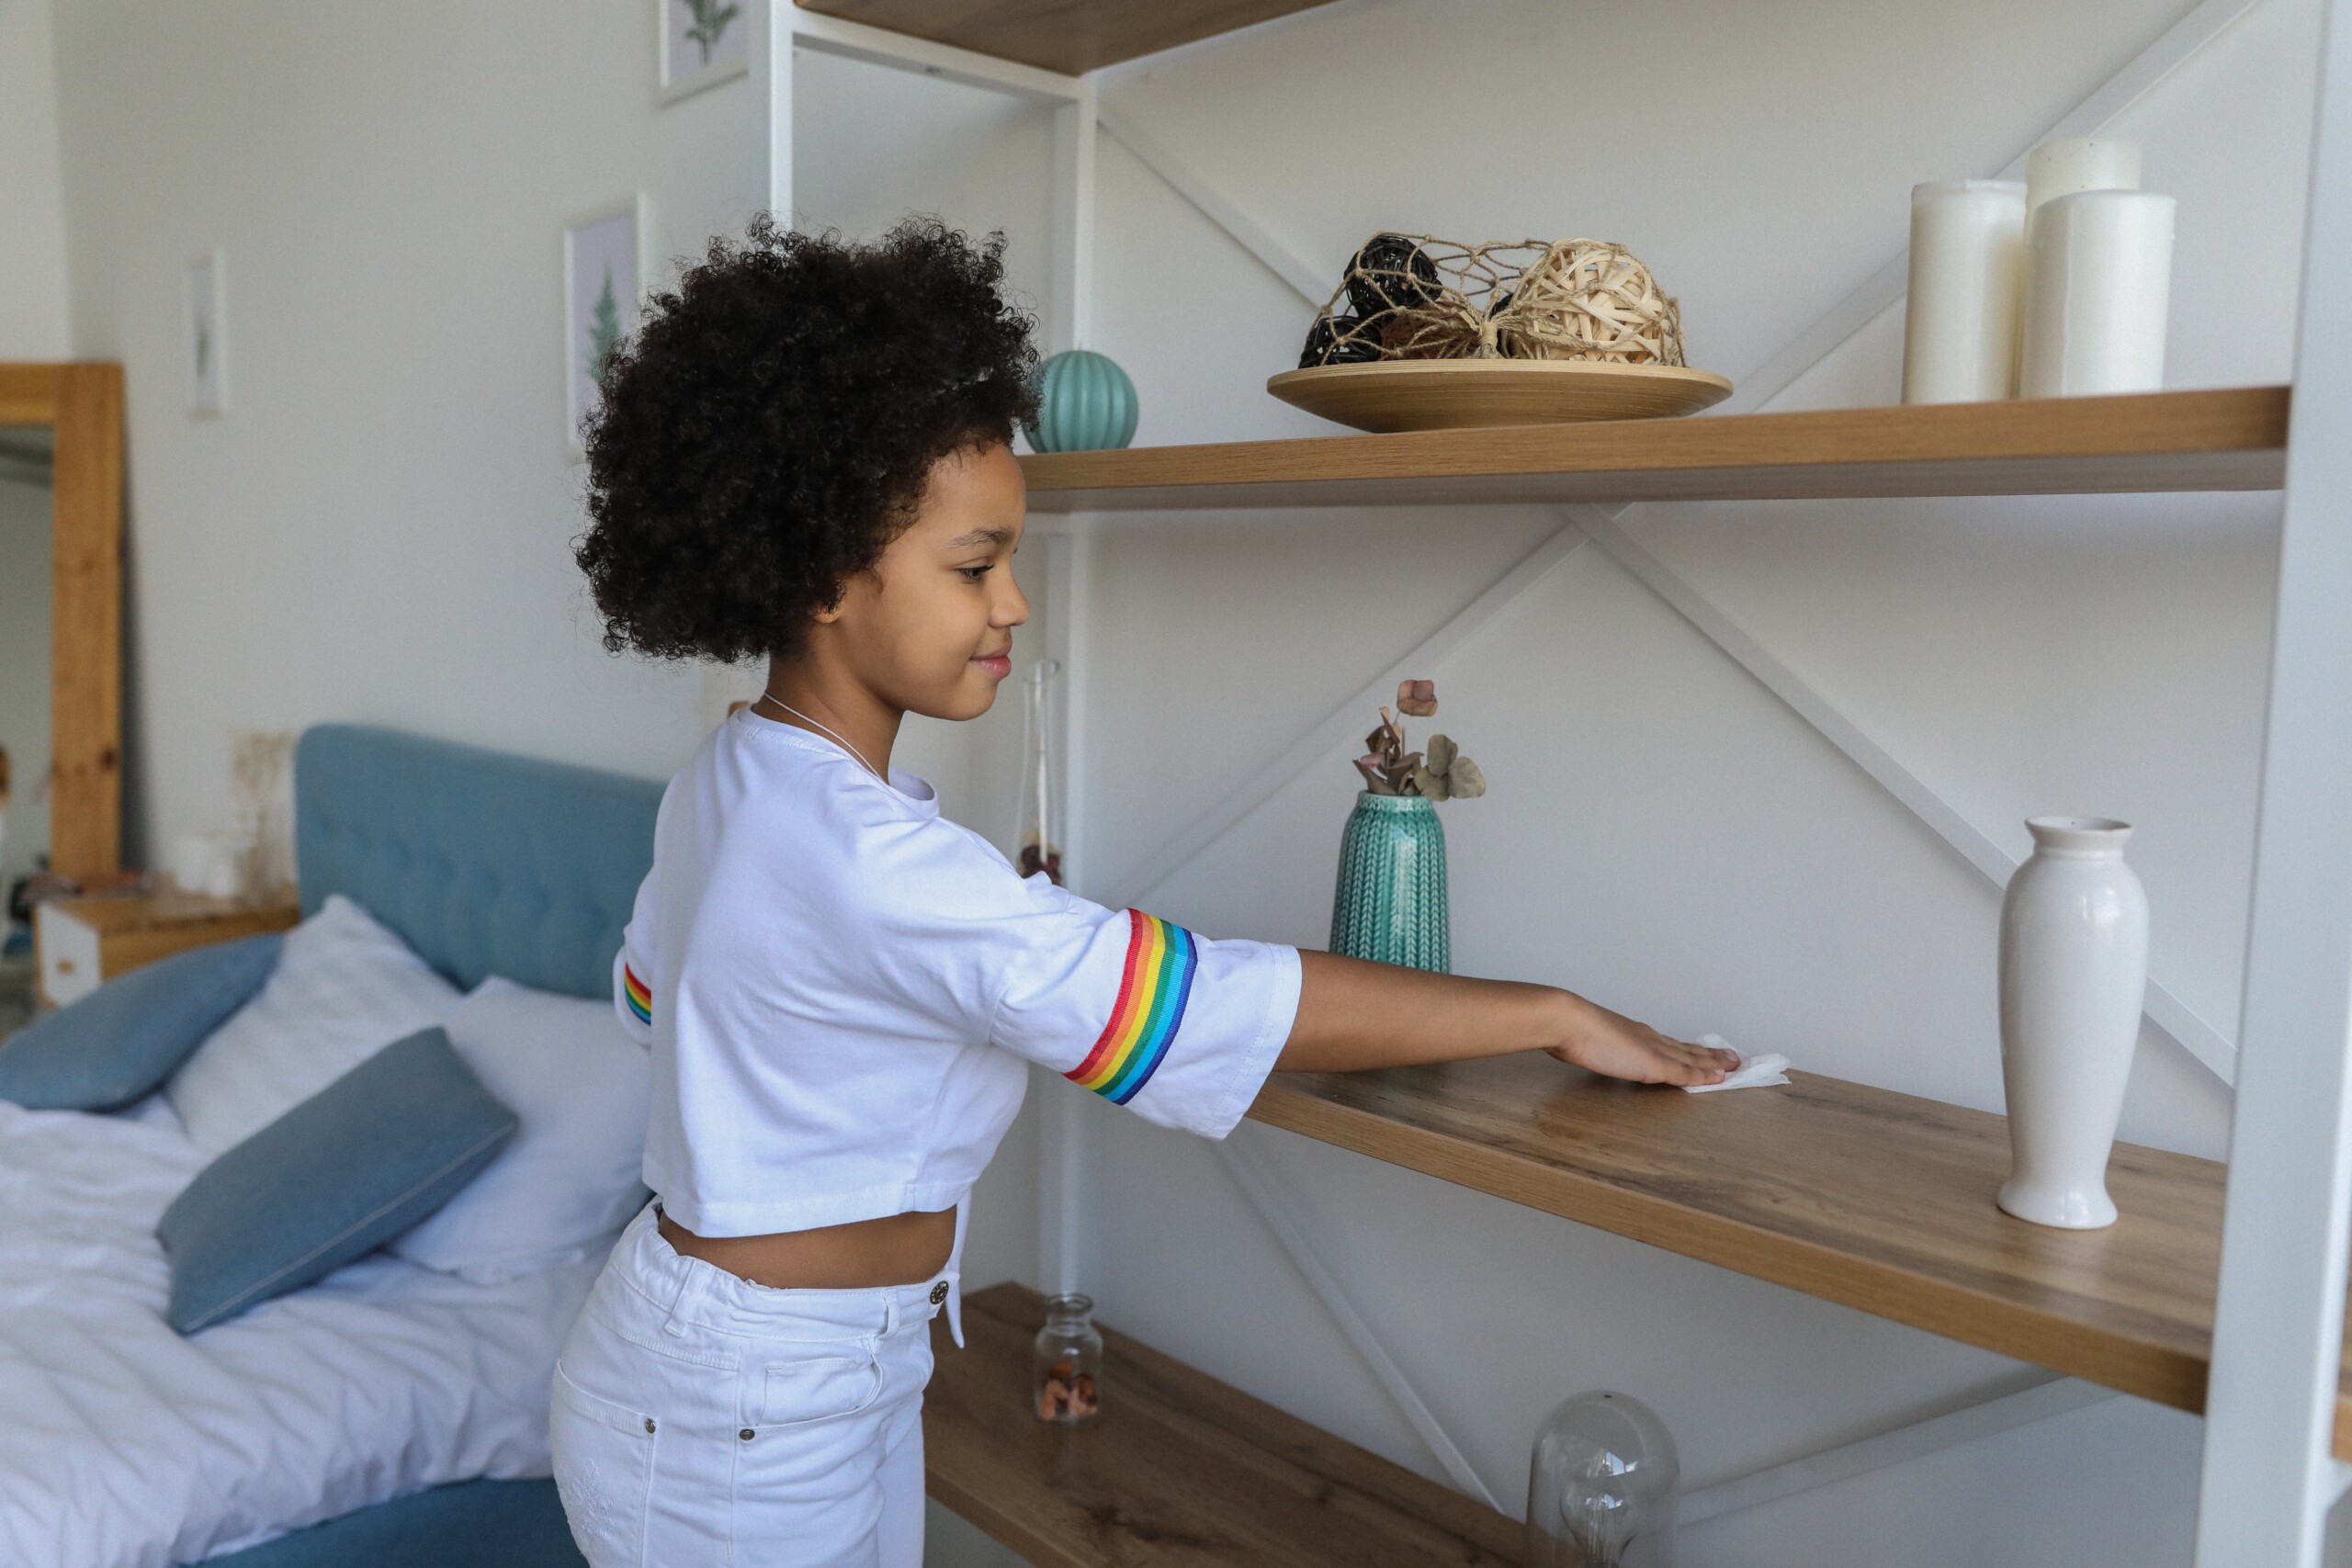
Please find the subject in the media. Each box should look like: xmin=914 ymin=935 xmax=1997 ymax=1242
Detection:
xmin=958 ymin=566 xmax=992 ymax=581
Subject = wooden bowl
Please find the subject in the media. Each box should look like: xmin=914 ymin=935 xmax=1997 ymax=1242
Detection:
xmin=1266 ymin=359 xmax=1735 ymax=434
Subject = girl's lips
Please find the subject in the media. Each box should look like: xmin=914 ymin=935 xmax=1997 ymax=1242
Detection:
xmin=971 ymin=654 xmax=1012 ymax=680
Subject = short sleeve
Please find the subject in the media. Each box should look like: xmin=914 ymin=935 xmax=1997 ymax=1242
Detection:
xmin=989 ymin=893 xmax=1302 ymax=1142
xmin=820 ymin=813 xmax=1301 ymax=1140
xmin=611 ymin=867 xmax=655 ymax=1051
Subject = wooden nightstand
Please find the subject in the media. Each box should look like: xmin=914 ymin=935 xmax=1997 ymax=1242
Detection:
xmin=34 ymin=890 xmax=300 ymax=1009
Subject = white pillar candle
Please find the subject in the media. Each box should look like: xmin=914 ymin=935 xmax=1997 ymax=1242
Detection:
xmin=1903 ymin=179 xmax=2028 ymax=404
xmin=2018 ymin=189 xmax=2176 ymax=398
xmin=2025 ymin=138 xmax=2143 ymax=225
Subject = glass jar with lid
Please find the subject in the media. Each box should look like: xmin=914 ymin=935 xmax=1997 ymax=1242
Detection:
xmin=1033 ymin=1292 xmax=1102 ymax=1425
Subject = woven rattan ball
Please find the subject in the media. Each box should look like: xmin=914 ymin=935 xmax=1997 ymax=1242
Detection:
xmin=1494 ymin=239 xmax=1684 ymax=367
xmin=1300 ymin=235 xmax=1686 ymax=369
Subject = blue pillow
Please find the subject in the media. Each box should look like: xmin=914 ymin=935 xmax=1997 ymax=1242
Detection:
xmin=0 ymin=933 xmax=282 ymax=1111
xmin=157 ymin=1027 xmax=517 ymax=1334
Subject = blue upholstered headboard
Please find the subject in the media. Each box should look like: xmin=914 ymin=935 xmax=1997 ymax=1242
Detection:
xmin=293 ymin=725 xmax=664 ymax=1000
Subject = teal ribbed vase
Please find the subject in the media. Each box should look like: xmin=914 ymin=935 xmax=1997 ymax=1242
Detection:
xmin=1024 ymin=350 xmax=1139 ymax=453
xmin=1329 ymin=792 xmax=1451 ymax=973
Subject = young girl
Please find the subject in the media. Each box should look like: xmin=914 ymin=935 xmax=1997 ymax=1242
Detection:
xmin=553 ymin=216 xmax=1735 ymax=1568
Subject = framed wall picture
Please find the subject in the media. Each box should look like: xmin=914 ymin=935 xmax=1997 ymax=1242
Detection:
xmin=658 ymin=0 xmax=751 ymax=104
xmin=186 ymin=252 xmax=226 ymax=416
xmin=562 ymin=197 xmax=650 ymax=451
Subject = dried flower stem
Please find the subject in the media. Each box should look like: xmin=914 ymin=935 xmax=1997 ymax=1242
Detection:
xmin=1351 ymin=681 xmax=1486 ymax=801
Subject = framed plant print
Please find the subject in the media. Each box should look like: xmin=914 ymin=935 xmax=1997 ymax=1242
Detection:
xmin=659 ymin=0 xmax=751 ymax=104
xmin=563 ymin=197 xmax=650 ymax=450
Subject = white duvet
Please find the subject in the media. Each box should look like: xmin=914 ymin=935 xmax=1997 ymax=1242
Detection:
xmin=0 ymin=1098 xmax=602 ymax=1568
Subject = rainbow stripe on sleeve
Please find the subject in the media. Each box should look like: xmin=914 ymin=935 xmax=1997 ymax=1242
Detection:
xmin=1064 ymin=910 xmax=1198 ymax=1105
xmin=623 ymin=964 xmax=652 ymax=1026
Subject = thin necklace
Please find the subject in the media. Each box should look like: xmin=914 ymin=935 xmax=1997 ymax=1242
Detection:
xmin=754 ymin=690 xmax=887 ymax=782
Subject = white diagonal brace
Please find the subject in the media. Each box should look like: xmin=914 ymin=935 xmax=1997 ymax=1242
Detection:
xmin=1723 ymin=0 xmax=2267 ymax=414
xmin=1225 ymin=1125 xmax=2124 ymax=1529
xmin=1679 ymin=1377 xmax=2118 ymax=1527
xmin=1567 ymin=504 xmax=2237 ymax=1082
xmin=1098 ymin=108 xmax=1329 ymax=307
xmin=1109 ymin=525 xmax=1587 ymax=907
xmin=1216 ymin=1128 xmax=1503 ymax=1508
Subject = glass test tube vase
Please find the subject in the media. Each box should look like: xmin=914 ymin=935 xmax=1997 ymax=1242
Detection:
xmin=1015 ymin=658 xmax=1065 ymax=885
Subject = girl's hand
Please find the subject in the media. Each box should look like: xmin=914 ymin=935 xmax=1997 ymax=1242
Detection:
xmin=1280 ymin=949 xmax=1741 ymax=1085
xmin=1547 ymin=998 xmax=1739 ymax=1087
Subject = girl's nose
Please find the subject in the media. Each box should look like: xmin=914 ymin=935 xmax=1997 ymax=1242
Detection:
xmin=997 ymin=576 xmax=1031 ymax=627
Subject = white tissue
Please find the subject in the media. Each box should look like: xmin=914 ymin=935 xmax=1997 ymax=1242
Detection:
xmin=1682 ymin=1035 xmax=1792 ymax=1094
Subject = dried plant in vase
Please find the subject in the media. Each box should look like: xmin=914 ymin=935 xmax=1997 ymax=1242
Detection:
xmin=1352 ymin=680 xmax=1487 ymax=801
xmin=1332 ymin=681 xmax=1483 ymax=974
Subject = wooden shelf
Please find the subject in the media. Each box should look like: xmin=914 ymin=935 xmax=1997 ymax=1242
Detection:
xmin=1247 ymin=1057 xmax=2352 ymax=1457
xmin=927 ymin=1283 xmax=1523 ymax=1566
xmin=1020 ymin=386 xmax=2289 ymax=510
xmin=794 ymin=0 xmax=1343 ymax=75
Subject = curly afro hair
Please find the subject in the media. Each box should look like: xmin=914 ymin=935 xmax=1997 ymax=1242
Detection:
xmin=576 ymin=215 xmax=1038 ymax=662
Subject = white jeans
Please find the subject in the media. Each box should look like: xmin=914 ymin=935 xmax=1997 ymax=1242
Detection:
xmin=550 ymin=1205 xmax=951 ymax=1568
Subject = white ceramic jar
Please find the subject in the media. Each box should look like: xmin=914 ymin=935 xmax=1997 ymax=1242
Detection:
xmin=1996 ymin=817 xmax=2150 ymax=1229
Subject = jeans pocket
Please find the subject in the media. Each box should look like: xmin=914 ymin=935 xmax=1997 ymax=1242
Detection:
xmin=550 ymin=1363 xmax=656 ymax=1568
xmin=760 ymin=1346 xmax=884 ymax=1429
xmin=732 ymin=1343 xmax=899 ymax=1564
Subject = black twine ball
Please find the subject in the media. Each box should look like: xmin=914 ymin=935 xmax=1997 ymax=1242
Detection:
xmin=1346 ymin=233 xmax=1441 ymax=318
xmin=1298 ymin=314 xmax=1337 ymax=367
xmin=1299 ymin=313 xmax=1386 ymax=367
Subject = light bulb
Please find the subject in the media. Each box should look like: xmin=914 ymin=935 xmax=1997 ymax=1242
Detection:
xmin=1526 ymin=1391 xmax=1679 ymax=1568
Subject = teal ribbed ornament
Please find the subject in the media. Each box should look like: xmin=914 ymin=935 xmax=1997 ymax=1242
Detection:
xmin=1025 ymin=350 xmax=1138 ymax=453
xmin=1329 ymin=792 xmax=1451 ymax=973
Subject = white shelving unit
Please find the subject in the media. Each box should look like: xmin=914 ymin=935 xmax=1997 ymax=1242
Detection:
xmin=757 ymin=4 xmax=2352 ymax=1560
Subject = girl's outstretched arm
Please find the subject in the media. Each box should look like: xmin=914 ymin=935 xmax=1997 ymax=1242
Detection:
xmin=1277 ymin=950 xmax=1739 ymax=1088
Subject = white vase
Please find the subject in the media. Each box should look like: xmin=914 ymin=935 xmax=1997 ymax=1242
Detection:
xmin=1996 ymin=817 xmax=2150 ymax=1230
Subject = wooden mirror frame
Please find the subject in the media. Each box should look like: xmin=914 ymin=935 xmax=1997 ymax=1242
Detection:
xmin=0 ymin=363 xmax=123 ymax=880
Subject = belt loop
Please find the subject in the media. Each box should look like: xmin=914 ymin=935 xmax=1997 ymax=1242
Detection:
xmin=646 ymin=1200 xmax=695 ymax=1337
xmin=945 ymin=1201 xmax=970 ymax=1349
xmin=660 ymin=1258 xmax=694 ymax=1338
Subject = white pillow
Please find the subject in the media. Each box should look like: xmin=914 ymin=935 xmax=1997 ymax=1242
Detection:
xmin=166 ymin=894 xmax=462 ymax=1153
xmin=390 ymin=975 xmax=650 ymax=1280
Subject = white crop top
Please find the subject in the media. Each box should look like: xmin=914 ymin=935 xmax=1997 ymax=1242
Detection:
xmin=613 ymin=707 xmax=1303 ymax=1240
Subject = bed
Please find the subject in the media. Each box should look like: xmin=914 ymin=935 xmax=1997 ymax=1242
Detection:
xmin=0 ymin=724 xmax=662 ymax=1568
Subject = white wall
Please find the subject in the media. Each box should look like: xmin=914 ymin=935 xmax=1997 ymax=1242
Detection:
xmin=29 ymin=0 xmax=2344 ymax=1562
xmin=50 ymin=0 xmax=768 ymax=857
xmin=1 ymin=0 xmax=69 ymax=897
xmin=2 ymin=0 xmax=70 ymax=893
xmin=0 ymin=0 xmax=70 ymax=357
